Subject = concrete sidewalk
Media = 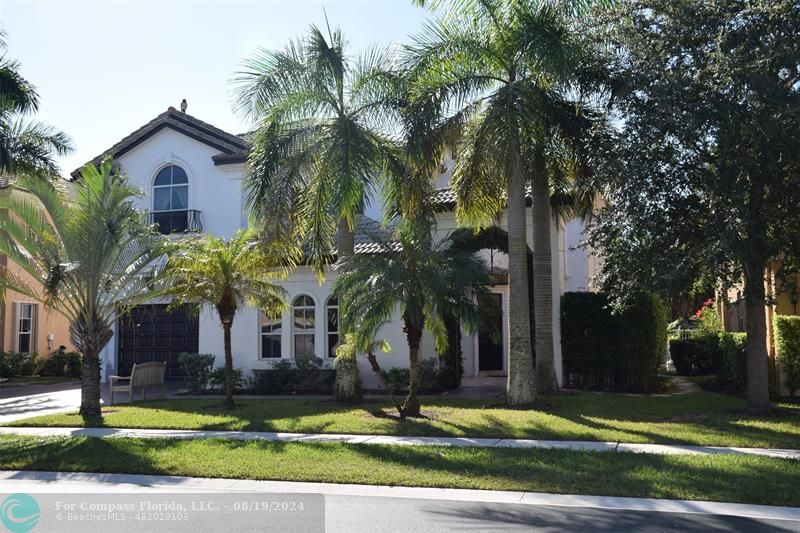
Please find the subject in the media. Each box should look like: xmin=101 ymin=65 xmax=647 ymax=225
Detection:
xmin=1 ymin=426 xmax=798 ymax=460
xmin=1 ymin=469 xmax=799 ymax=523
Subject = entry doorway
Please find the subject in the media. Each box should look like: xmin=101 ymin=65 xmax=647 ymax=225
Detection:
xmin=477 ymin=292 xmax=504 ymax=373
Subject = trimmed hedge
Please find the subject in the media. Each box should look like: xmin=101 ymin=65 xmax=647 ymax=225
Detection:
xmin=717 ymin=332 xmax=747 ymax=394
xmin=774 ymin=315 xmax=800 ymax=396
xmin=561 ymin=292 xmax=667 ymax=393
xmin=669 ymin=336 xmax=721 ymax=375
xmin=669 ymin=332 xmax=746 ymax=396
xmin=251 ymin=358 xmax=336 ymax=394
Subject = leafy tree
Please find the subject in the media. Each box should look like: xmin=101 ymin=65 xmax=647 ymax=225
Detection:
xmin=0 ymin=160 xmax=167 ymax=416
xmin=0 ymin=31 xmax=71 ymax=177
xmin=587 ymin=0 xmax=800 ymax=411
xmin=164 ymin=230 xmax=287 ymax=409
xmin=405 ymin=0 xmax=609 ymax=401
xmin=232 ymin=24 xmax=402 ymax=400
xmin=334 ymin=218 xmax=490 ymax=417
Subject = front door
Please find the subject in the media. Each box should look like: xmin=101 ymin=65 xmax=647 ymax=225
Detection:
xmin=478 ymin=292 xmax=504 ymax=371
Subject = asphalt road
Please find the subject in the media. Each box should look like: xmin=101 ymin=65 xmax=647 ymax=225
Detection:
xmin=325 ymin=495 xmax=800 ymax=532
xmin=1 ymin=473 xmax=797 ymax=533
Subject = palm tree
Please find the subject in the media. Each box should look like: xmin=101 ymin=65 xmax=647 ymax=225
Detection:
xmin=0 ymin=31 xmax=72 ymax=177
xmin=164 ymin=230 xmax=287 ymax=409
xmin=334 ymin=218 xmax=490 ymax=417
xmin=405 ymin=0 xmax=607 ymax=402
xmin=0 ymin=160 xmax=167 ymax=416
xmin=232 ymin=24 xmax=403 ymax=399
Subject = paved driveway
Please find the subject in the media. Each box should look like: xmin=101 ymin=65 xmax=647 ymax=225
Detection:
xmin=0 ymin=380 xmax=188 ymax=424
xmin=0 ymin=382 xmax=81 ymax=424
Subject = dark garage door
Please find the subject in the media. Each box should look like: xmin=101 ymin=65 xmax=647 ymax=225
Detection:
xmin=118 ymin=304 xmax=199 ymax=380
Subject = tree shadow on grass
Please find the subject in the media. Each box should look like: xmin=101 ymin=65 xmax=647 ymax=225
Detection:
xmin=341 ymin=441 xmax=800 ymax=506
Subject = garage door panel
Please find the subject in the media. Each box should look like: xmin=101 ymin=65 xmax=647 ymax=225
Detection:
xmin=118 ymin=304 xmax=199 ymax=380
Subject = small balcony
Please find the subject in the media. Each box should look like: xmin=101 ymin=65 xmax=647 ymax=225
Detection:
xmin=149 ymin=210 xmax=203 ymax=234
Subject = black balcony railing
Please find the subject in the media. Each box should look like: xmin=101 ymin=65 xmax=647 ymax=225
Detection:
xmin=149 ymin=210 xmax=203 ymax=234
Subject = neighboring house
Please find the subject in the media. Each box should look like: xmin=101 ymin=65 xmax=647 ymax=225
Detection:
xmin=0 ymin=179 xmax=75 ymax=359
xmin=719 ymin=264 xmax=799 ymax=396
xmin=75 ymin=106 xmax=598 ymax=388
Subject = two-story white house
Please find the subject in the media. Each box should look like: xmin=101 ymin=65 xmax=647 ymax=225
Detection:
xmin=74 ymin=106 xmax=598 ymax=388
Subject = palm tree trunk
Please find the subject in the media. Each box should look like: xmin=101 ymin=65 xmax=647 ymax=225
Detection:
xmin=531 ymin=174 xmax=559 ymax=395
xmin=744 ymin=261 xmax=770 ymax=412
xmin=79 ymin=348 xmax=102 ymax=417
xmin=402 ymin=315 xmax=422 ymax=417
xmin=366 ymin=349 xmax=403 ymax=417
xmin=334 ymin=218 xmax=361 ymax=401
xmin=506 ymin=141 xmax=536 ymax=406
xmin=222 ymin=320 xmax=236 ymax=410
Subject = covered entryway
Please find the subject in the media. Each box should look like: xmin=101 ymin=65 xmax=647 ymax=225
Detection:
xmin=118 ymin=304 xmax=198 ymax=380
xmin=477 ymin=292 xmax=506 ymax=374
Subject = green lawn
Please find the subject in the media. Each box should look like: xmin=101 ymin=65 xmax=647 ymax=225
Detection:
xmin=0 ymin=435 xmax=797 ymax=506
xmin=8 ymin=391 xmax=800 ymax=448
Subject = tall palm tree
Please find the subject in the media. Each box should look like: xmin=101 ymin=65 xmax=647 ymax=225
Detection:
xmin=164 ymin=230 xmax=287 ymax=409
xmin=406 ymin=0 xmax=607 ymax=402
xmin=0 ymin=160 xmax=167 ymax=416
xmin=0 ymin=31 xmax=72 ymax=177
xmin=232 ymin=24 xmax=402 ymax=400
xmin=334 ymin=217 xmax=490 ymax=417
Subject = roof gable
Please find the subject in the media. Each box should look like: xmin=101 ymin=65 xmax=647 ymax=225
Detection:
xmin=70 ymin=107 xmax=250 ymax=178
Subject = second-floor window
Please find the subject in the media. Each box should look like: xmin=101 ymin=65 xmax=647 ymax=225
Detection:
xmin=153 ymin=164 xmax=189 ymax=233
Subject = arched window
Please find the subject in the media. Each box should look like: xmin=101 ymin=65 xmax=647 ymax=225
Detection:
xmin=292 ymin=295 xmax=316 ymax=359
xmin=326 ymin=296 xmax=339 ymax=359
xmin=152 ymin=165 xmax=189 ymax=233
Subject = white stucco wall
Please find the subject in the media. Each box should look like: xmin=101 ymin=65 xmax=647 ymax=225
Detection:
xmin=97 ymin=119 xmax=595 ymax=390
xmin=115 ymin=128 xmax=244 ymax=239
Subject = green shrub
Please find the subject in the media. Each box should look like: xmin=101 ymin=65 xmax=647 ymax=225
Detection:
xmin=437 ymin=313 xmax=463 ymax=389
xmin=38 ymin=348 xmax=82 ymax=378
xmin=209 ymin=366 xmax=245 ymax=391
xmin=669 ymin=339 xmax=695 ymax=375
xmin=382 ymin=367 xmax=411 ymax=393
xmin=251 ymin=361 xmax=336 ymax=395
xmin=561 ymin=292 xmax=667 ymax=393
xmin=669 ymin=335 xmax=721 ymax=376
xmin=252 ymin=361 xmax=298 ymax=394
xmin=774 ymin=315 xmax=800 ymax=396
xmin=418 ymin=358 xmax=448 ymax=392
xmin=38 ymin=349 xmax=65 ymax=377
xmin=717 ymin=332 xmax=747 ymax=395
xmin=178 ymin=353 xmax=215 ymax=393
xmin=0 ymin=352 xmax=38 ymax=377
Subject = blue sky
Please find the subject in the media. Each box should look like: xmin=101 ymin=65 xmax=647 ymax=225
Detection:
xmin=1 ymin=0 xmax=429 ymax=178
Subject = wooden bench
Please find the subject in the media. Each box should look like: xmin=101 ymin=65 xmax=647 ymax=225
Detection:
xmin=109 ymin=362 xmax=166 ymax=404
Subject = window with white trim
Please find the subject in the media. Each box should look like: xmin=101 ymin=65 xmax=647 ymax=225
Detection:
xmin=15 ymin=302 xmax=36 ymax=353
xmin=152 ymin=165 xmax=189 ymax=233
xmin=292 ymin=295 xmax=316 ymax=359
xmin=260 ymin=313 xmax=282 ymax=359
xmin=326 ymin=296 xmax=339 ymax=359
